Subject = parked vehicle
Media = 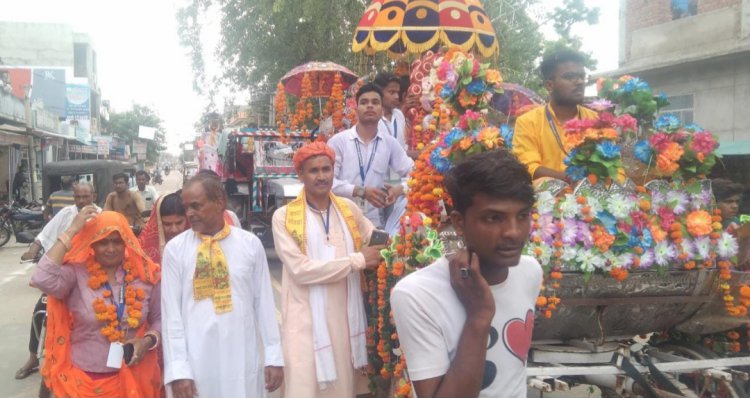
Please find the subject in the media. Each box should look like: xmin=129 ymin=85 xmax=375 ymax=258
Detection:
xmin=0 ymin=203 xmax=45 ymax=247
xmin=43 ymin=160 xmax=137 ymax=208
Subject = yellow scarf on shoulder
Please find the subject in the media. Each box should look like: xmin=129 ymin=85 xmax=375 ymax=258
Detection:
xmin=285 ymin=191 xmax=361 ymax=254
xmin=194 ymin=223 xmax=233 ymax=314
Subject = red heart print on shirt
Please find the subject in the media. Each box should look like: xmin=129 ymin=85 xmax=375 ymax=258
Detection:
xmin=502 ymin=309 xmax=535 ymax=363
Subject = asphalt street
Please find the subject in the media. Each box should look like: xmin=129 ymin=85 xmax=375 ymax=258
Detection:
xmin=0 ymin=170 xmax=591 ymax=397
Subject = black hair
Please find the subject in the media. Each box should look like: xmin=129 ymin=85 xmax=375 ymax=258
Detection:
xmin=61 ymin=176 xmax=75 ymax=190
xmin=373 ymin=72 xmax=401 ymax=91
xmin=186 ymin=173 xmax=227 ymax=203
xmin=135 ymin=170 xmax=150 ymax=181
xmin=112 ymin=173 xmax=129 ymax=183
xmin=540 ymin=48 xmax=586 ymax=81
xmin=445 ymin=149 xmax=535 ymax=214
xmin=355 ymin=83 xmax=383 ymax=103
xmin=197 ymin=169 xmax=220 ymax=177
xmin=160 ymin=190 xmax=186 ymax=217
xmin=712 ymin=178 xmax=743 ymax=202
xmin=399 ymin=75 xmax=410 ymax=98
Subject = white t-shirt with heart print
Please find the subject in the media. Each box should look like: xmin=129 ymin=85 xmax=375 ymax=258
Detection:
xmin=391 ymin=255 xmax=542 ymax=398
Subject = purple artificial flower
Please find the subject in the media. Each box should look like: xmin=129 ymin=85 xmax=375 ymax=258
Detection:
xmin=587 ymin=98 xmax=614 ymax=112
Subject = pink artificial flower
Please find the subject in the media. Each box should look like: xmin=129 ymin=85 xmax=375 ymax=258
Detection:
xmin=614 ymin=114 xmax=638 ymax=132
xmin=564 ymin=118 xmax=597 ymax=133
xmin=690 ymin=131 xmax=718 ymax=154
xmin=672 ymin=130 xmax=690 ymax=143
xmin=437 ymin=61 xmax=454 ymax=81
xmin=657 ymin=207 xmax=676 ymax=231
xmin=649 ymin=133 xmax=671 ymax=152
xmin=471 ymin=59 xmax=480 ymax=77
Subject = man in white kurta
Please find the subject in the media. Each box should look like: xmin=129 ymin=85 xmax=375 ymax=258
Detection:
xmin=161 ymin=174 xmax=283 ymax=398
xmin=272 ymin=142 xmax=384 ymax=397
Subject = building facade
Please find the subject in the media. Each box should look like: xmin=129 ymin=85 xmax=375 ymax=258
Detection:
xmin=617 ymin=0 xmax=750 ymax=147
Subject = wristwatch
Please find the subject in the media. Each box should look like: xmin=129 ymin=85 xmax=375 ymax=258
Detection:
xmin=354 ymin=186 xmax=366 ymax=198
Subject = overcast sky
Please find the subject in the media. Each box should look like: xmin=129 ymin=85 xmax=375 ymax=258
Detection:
xmin=2 ymin=0 xmax=619 ymax=154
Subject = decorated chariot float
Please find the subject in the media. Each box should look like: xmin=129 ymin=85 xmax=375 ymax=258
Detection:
xmin=346 ymin=2 xmax=750 ymax=396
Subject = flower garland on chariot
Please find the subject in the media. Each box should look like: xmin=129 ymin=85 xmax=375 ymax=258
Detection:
xmin=365 ymin=49 xmax=504 ymax=397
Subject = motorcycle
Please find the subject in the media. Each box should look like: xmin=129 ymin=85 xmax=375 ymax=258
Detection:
xmin=153 ymin=173 xmax=163 ymax=185
xmin=0 ymin=203 xmax=45 ymax=247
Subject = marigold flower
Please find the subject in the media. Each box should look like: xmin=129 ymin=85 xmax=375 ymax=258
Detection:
xmin=686 ymin=210 xmax=713 ymax=237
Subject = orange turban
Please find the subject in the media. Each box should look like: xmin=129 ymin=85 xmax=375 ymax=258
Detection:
xmin=293 ymin=141 xmax=336 ymax=172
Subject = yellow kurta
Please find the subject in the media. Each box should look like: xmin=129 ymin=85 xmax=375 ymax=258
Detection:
xmin=513 ymin=105 xmax=598 ymax=178
xmin=272 ymin=197 xmax=375 ymax=398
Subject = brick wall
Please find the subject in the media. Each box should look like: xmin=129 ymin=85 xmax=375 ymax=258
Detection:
xmin=623 ymin=0 xmax=741 ymax=61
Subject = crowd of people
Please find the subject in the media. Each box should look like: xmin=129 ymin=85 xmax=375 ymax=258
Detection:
xmin=11 ymin=47 xmax=750 ymax=398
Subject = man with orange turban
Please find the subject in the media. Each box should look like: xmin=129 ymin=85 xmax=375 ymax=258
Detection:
xmin=273 ymin=141 xmax=386 ymax=397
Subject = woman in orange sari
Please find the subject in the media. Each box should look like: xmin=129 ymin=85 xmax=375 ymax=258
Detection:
xmin=31 ymin=207 xmax=162 ymax=398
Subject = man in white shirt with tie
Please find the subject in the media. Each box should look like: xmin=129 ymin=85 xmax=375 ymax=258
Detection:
xmin=327 ymin=83 xmax=414 ymax=232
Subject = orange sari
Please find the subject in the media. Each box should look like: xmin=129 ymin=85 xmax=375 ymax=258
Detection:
xmin=42 ymin=211 xmax=162 ymax=398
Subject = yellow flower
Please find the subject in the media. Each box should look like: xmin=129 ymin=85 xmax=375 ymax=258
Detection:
xmin=485 ymin=69 xmax=502 ymax=85
xmin=459 ymin=137 xmax=473 ymax=151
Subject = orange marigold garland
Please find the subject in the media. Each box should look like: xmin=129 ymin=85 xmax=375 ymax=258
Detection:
xmin=88 ymin=258 xmax=146 ymax=342
xmin=274 ymin=82 xmax=288 ymax=139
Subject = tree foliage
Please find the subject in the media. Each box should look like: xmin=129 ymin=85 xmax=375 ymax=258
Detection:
xmin=176 ymin=0 xmax=599 ymax=110
xmin=106 ymin=104 xmax=166 ymax=164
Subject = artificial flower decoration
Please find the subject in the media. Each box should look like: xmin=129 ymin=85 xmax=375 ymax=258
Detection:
xmin=562 ymin=112 xmax=636 ymax=183
xmin=634 ymin=114 xmax=720 ymax=180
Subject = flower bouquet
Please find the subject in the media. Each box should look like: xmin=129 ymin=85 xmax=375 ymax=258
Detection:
xmin=596 ymin=75 xmax=669 ymax=125
xmin=428 ymin=49 xmax=503 ymax=116
xmin=562 ymin=112 xmax=637 ymax=183
xmin=633 ymin=114 xmax=720 ymax=181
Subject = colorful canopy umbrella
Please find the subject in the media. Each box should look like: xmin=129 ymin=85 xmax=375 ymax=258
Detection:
xmin=490 ymin=83 xmax=545 ymax=118
xmin=280 ymin=61 xmax=359 ymax=97
xmin=352 ymin=0 xmax=499 ymax=58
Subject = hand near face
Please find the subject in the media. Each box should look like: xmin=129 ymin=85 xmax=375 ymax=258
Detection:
xmin=448 ymin=249 xmax=495 ymax=321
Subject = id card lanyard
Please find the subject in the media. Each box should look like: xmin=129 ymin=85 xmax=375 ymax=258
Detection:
xmin=307 ymin=200 xmax=332 ymax=241
xmin=382 ymin=117 xmax=398 ymax=140
xmin=104 ymin=281 xmax=127 ymax=331
xmin=354 ymin=137 xmax=379 ymax=185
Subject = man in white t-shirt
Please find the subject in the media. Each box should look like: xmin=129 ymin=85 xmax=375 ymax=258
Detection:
xmin=391 ymin=149 xmax=542 ymax=398
xmin=130 ymin=170 xmax=159 ymax=212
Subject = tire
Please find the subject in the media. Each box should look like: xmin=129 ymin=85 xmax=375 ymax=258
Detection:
xmin=658 ymin=342 xmax=749 ymax=398
xmin=0 ymin=224 xmax=11 ymax=247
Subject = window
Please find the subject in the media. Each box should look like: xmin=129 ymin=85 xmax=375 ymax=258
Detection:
xmin=672 ymin=0 xmax=698 ymax=20
xmin=660 ymin=94 xmax=694 ymax=124
xmin=74 ymin=43 xmax=88 ymax=78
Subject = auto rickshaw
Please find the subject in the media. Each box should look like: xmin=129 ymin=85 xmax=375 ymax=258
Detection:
xmin=42 ymin=160 xmax=137 ymax=207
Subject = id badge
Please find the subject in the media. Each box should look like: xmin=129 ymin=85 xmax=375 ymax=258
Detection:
xmin=106 ymin=342 xmax=124 ymax=369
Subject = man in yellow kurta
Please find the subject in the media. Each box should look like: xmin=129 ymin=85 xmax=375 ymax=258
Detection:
xmin=272 ymin=142 xmax=386 ymax=397
xmin=513 ymin=49 xmax=598 ymax=182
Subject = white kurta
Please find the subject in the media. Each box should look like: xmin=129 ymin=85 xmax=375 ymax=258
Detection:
xmin=161 ymin=226 xmax=284 ymax=398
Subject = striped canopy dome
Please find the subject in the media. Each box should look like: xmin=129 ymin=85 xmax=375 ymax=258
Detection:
xmin=352 ymin=0 xmax=499 ymax=58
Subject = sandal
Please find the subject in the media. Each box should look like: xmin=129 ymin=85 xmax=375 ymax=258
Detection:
xmin=14 ymin=365 xmax=38 ymax=380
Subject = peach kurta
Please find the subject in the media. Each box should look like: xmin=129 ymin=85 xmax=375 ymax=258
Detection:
xmin=272 ymin=197 xmax=375 ymax=398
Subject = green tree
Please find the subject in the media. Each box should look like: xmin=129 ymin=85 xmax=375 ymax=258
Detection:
xmin=106 ymin=104 xmax=167 ymax=164
xmin=177 ymin=0 xmax=599 ymax=116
